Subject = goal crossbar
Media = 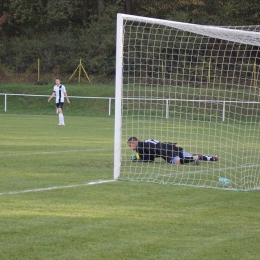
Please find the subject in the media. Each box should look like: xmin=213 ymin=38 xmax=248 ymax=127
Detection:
xmin=119 ymin=14 xmax=260 ymax=47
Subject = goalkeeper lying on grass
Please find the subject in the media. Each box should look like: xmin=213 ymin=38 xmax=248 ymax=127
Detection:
xmin=127 ymin=137 xmax=218 ymax=165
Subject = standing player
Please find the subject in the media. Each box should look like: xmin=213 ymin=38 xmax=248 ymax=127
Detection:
xmin=127 ymin=137 xmax=218 ymax=165
xmin=48 ymin=78 xmax=70 ymax=126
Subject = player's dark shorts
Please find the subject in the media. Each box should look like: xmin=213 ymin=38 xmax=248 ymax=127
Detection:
xmin=56 ymin=102 xmax=64 ymax=108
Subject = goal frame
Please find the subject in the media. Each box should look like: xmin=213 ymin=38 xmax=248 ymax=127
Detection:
xmin=114 ymin=14 xmax=124 ymax=180
xmin=113 ymin=13 xmax=260 ymax=191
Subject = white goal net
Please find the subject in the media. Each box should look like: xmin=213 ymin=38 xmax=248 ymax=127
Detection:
xmin=114 ymin=13 xmax=260 ymax=191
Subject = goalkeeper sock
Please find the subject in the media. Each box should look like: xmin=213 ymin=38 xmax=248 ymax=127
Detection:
xmin=180 ymin=156 xmax=194 ymax=164
xmin=202 ymin=155 xmax=213 ymax=161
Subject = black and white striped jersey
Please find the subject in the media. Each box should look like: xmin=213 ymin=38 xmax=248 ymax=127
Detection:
xmin=53 ymin=84 xmax=67 ymax=103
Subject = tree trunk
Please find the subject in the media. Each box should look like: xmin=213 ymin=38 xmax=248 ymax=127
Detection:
xmin=125 ymin=0 xmax=132 ymax=14
xmin=98 ymin=0 xmax=105 ymax=14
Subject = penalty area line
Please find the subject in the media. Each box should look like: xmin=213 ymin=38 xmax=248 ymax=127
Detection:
xmin=0 ymin=179 xmax=115 ymax=196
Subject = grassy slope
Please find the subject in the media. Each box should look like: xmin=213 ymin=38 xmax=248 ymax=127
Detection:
xmin=1 ymin=83 xmax=259 ymax=120
xmin=0 ymin=83 xmax=115 ymax=116
xmin=0 ymin=83 xmax=115 ymax=96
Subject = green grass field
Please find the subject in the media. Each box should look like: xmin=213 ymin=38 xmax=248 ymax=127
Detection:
xmin=0 ymin=114 xmax=260 ymax=260
xmin=120 ymin=118 xmax=260 ymax=191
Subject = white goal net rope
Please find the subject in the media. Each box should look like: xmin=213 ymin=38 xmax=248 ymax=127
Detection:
xmin=114 ymin=14 xmax=260 ymax=191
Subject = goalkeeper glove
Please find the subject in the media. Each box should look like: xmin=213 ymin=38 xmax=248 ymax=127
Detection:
xmin=131 ymin=153 xmax=140 ymax=161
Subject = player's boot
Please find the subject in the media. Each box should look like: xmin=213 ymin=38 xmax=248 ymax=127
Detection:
xmin=212 ymin=155 xmax=219 ymax=161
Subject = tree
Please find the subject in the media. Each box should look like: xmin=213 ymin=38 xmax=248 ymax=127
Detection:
xmin=219 ymin=0 xmax=260 ymax=25
xmin=0 ymin=11 xmax=8 ymax=32
xmin=98 ymin=0 xmax=105 ymax=13
xmin=125 ymin=0 xmax=132 ymax=14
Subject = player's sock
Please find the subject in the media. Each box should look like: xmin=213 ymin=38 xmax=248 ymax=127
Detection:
xmin=202 ymin=155 xmax=212 ymax=161
xmin=180 ymin=156 xmax=194 ymax=164
xmin=61 ymin=114 xmax=65 ymax=125
xmin=210 ymin=156 xmax=218 ymax=161
xmin=58 ymin=113 xmax=62 ymax=125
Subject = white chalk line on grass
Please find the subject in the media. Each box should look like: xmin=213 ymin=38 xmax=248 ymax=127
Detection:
xmin=0 ymin=179 xmax=115 ymax=196
xmin=0 ymin=148 xmax=112 ymax=157
xmin=144 ymin=163 xmax=260 ymax=178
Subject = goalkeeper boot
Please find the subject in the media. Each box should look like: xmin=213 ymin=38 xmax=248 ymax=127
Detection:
xmin=212 ymin=155 xmax=219 ymax=161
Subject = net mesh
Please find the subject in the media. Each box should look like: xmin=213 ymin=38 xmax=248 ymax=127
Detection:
xmin=116 ymin=14 xmax=260 ymax=191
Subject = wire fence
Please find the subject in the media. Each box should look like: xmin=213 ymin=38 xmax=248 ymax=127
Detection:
xmin=0 ymin=93 xmax=115 ymax=116
xmin=1 ymin=93 xmax=259 ymax=121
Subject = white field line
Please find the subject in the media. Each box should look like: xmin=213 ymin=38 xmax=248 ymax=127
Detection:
xmin=141 ymin=163 xmax=260 ymax=178
xmin=0 ymin=148 xmax=111 ymax=157
xmin=0 ymin=179 xmax=115 ymax=196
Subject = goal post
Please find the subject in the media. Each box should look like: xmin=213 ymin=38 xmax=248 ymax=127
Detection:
xmin=114 ymin=13 xmax=124 ymax=180
xmin=114 ymin=13 xmax=260 ymax=191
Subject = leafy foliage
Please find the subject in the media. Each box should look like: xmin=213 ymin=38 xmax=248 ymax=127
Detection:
xmin=0 ymin=0 xmax=260 ymax=82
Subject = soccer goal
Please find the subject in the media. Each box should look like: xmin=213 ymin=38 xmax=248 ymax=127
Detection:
xmin=114 ymin=13 xmax=260 ymax=191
